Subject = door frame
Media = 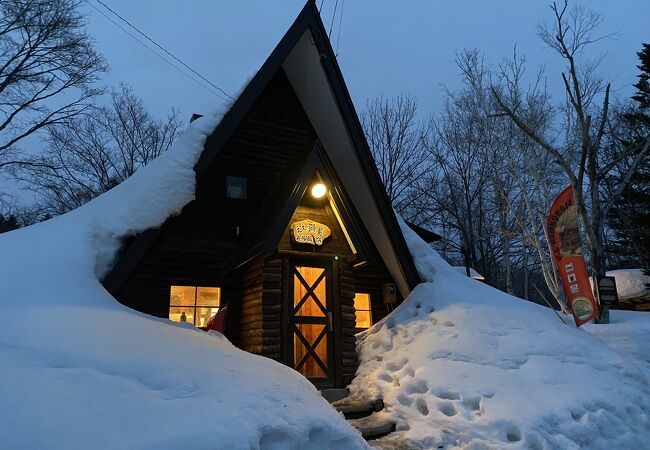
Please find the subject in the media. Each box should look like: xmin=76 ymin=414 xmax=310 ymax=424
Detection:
xmin=281 ymin=255 xmax=342 ymax=388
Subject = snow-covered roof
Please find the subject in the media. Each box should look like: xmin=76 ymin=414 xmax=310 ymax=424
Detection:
xmin=0 ymin=115 xmax=366 ymax=449
xmin=606 ymin=268 xmax=650 ymax=301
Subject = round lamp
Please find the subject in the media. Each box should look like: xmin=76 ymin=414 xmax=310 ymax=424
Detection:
xmin=311 ymin=183 xmax=327 ymax=199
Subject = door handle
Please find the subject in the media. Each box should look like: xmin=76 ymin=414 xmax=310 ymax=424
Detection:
xmin=328 ymin=312 xmax=333 ymax=332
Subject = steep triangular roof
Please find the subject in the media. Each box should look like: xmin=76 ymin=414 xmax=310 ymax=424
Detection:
xmin=105 ymin=0 xmax=420 ymax=297
xmin=194 ymin=0 xmax=420 ymax=295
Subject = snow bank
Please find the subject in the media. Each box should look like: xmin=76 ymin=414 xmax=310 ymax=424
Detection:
xmin=350 ymin=218 xmax=650 ymax=449
xmin=0 ymin=114 xmax=366 ymax=450
xmin=585 ymin=310 xmax=650 ymax=380
xmin=605 ymin=268 xmax=650 ymax=301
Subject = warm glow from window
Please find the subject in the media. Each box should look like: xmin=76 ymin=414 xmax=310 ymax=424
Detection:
xmin=169 ymin=286 xmax=221 ymax=327
xmin=311 ymin=183 xmax=327 ymax=198
xmin=353 ymin=293 xmax=372 ymax=329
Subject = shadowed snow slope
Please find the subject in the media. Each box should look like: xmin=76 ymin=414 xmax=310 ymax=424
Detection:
xmin=585 ymin=310 xmax=650 ymax=380
xmin=351 ymin=218 xmax=650 ymax=449
xmin=0 ymin=115 xmax=367 ymax=450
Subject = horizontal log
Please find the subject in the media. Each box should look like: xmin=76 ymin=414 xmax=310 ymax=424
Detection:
xmin=341 ymin=327 xmax=359 ymax=335
xmin=240 ymin=315 xmax=263 ymax=326
xmin=241 ymin=328 xmax=281 ymax=337
xmin=240 ymin=303 xmax=280 ymax=316
xmin=241 ymin=336 xmax=280 ymax=347
xmin=242 ymin=344 xmax=264 ymax=354
xmin=342 ymin=358 xmax=358 ymax=367
xmin=261 ymin=320 xmax=281 ymax=329
xmin=261 ymin=344 xmax=281 ymax=354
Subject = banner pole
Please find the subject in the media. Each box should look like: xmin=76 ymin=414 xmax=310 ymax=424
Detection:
xmin=533 ymin=284 xmax=568 ymax=326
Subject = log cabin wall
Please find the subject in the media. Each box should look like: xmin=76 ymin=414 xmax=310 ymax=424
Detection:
xmin=237 ymin=258 xmax=264 ymax=353
xmin=339 ymin=260 xmax=359 ymax=385
xmin=261 ymin=256 xmax=283 ymax=361
xmin=235 ymin=256 xmax=282 ymax=360
xmin=109 ymin=69 xmax=317 ymax=338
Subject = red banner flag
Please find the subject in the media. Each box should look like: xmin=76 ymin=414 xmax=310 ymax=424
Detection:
xmin=547 ymin=185 xmax=598 ymax=327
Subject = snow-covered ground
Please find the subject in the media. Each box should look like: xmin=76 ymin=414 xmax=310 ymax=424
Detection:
xmin=585 ymin=310 xmax=650 ymax=380
xmin=351 ymin=219 xmax=650 ymax=449
xmin=0 ymin=114 xmax=367 ymax=450
xmin=3 ymin=112 xmax=650 ymax=450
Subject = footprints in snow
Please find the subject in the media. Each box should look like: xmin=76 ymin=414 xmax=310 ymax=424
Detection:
xmin=386 ymin=371 xmax=485 ymax=420
xmin=506 ymin=424 xmax=522 ymax=442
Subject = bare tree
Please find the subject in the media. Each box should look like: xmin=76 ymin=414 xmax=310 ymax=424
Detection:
xmin=444 ymin=48 xmax=570 ymax=310
xmin=425 ymin=78 xmax=499 ymax=282
xmin=0 ymin=0 xmax=107 ymax=169
xmin=491 ymin=1 xmax=650 ymax=319
xmin=16 ymin=84 xmax=182 ymax=215
xmin=362 ymin=95 xmax=432 ymax=223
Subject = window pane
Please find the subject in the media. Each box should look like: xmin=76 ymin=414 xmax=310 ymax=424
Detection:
xmin=355 ymin=310 xmax=372 ymax=329
xmin=294 ymin=323 xmax=327 ymax=378
xmin=196 ymin=307 xmax=220 ymax=328
xmin=170 ymin=286 xmax=196 ymax=306
xmin=294 ymin=267 xmax=326 ymax=317
xmin=353 ymin=293 xmax=370 ymax=310
xmin=169 ymin=307 xmax=195 ymax=325
xmin=197 ymin=287 xmax=221 ymax=307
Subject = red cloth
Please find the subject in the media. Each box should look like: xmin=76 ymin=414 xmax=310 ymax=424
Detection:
xmin=206 ymin=306 xmax=227 ymax=333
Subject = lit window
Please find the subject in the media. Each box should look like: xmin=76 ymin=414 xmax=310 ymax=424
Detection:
xmin=169 ymin=286 xmax=221 ymax=327
xmin=353 ymin=293 xmax=372 ymax=329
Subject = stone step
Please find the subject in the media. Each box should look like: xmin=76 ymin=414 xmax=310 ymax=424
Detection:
xmin=333 ymin=396 xmax=384 ymax=419
xmin=348 ymin=414 xmax=396 ymax=441
xmin=319 ymin=388 xmax=349 ymax=403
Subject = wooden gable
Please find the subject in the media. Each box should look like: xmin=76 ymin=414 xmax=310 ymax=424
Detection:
xmin=102 ymin=0 xmax=419 ymax=388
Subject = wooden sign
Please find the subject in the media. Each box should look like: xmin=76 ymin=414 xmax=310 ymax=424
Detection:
xmin=291 ymin=219 xmax=331 ymax=246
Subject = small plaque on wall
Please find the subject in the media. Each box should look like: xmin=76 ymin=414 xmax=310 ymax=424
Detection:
xmin=291 ymin=219 xmax=331 ymax=246
xmin=226 ymin=176 xmax=247 ymax=199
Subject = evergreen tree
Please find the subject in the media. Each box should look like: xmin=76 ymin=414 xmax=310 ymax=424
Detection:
xmin=607 ymin=43 xmax=650 ymax=272
xmin=0 ymin=214 xmax=19 ymax=234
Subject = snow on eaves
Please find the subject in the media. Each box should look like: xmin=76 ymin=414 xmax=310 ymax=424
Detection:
xmin=0 ymin=114 xmax=367 ymax=450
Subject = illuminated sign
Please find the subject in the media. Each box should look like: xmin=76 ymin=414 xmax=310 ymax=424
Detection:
xmin=291 ymin=219 xmax=331 ymax=246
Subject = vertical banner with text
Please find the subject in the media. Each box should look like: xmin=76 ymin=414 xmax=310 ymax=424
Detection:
xmin=547 ymin=185 xmax=598 ymax=327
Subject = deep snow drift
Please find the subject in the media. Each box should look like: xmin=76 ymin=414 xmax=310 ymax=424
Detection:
xmin=351 ymin=219 xmax=650 ymax=449
xmin=585 ymin=310 xmax=650 ymax=380
xmin=0 ymin=115 xmax=367 ymax=450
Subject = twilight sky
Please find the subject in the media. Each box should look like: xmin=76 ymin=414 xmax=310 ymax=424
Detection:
xmin=81 ymin=0 xmax=649 ymax=121
xmin=2 ymin=1 xmax=649 ymax=205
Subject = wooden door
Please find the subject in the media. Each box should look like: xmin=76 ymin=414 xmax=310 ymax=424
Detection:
xmin=288 ymin=263 xmax=334 ymax=386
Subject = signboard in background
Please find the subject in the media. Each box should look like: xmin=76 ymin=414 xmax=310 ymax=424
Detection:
xmin=596 ymin=276 xmax=619 ymax=306
xmin=547 ymin=185 xmax=599 ymax=327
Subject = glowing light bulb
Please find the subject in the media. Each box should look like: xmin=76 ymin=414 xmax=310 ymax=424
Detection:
xmin=311 ymin=183 xmax=327 ymax=199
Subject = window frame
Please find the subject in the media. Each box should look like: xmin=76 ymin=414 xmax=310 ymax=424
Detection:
xmin=169 ymin=285 xmax=221 ymax=328
xmin=352 ymin=292 xmax=373 ymax=331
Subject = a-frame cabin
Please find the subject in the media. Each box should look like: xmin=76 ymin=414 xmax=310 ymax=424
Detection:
xmin=103 ymin=0 xmax=420 ymax=388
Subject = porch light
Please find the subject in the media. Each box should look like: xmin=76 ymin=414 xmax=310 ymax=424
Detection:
xmin=311 ymin=183 xmax=327 ymax=198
